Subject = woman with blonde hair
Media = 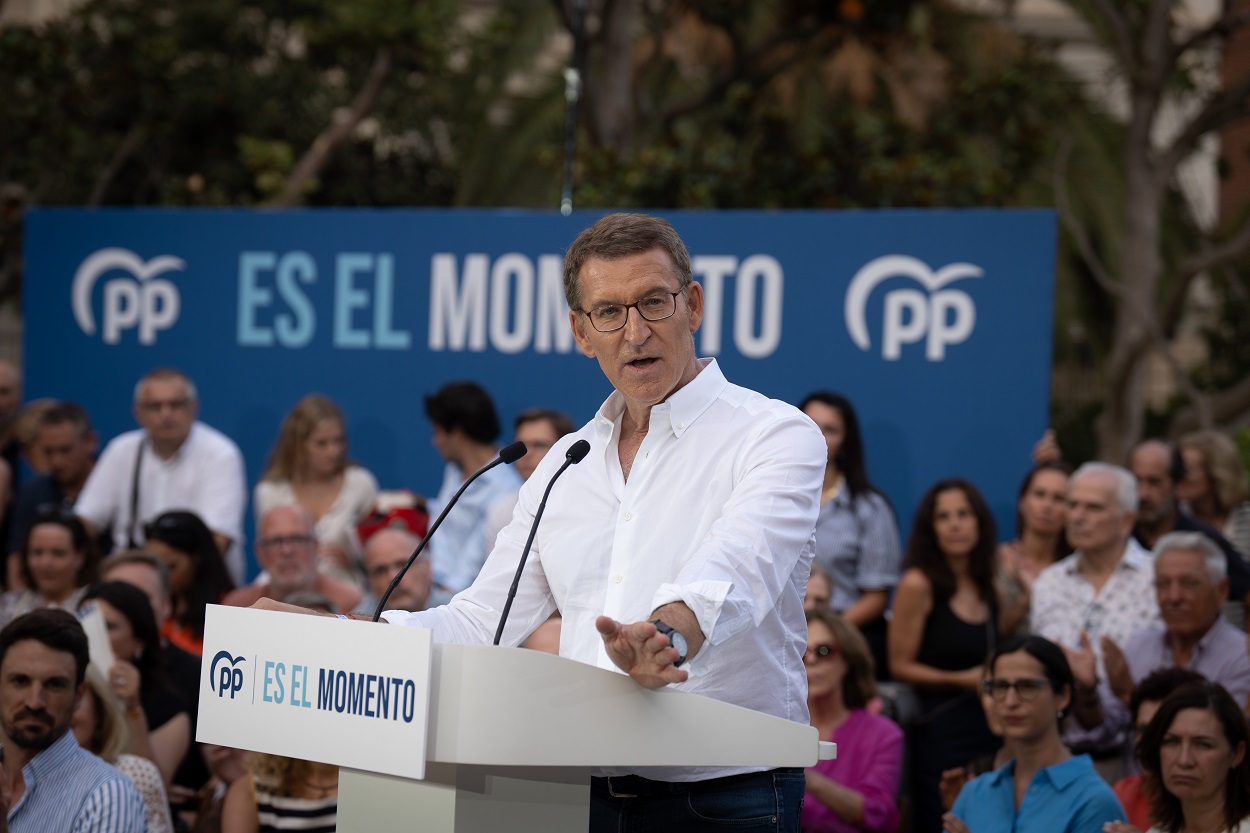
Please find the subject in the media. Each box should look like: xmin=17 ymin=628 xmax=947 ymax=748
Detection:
xmin=802 ymin=608 xmax=903 ymax=832
xmin=221 ymin=753 xmax=338 ymax=832
xmin=256 ymin=394 xmax=378 ymax=575
xmin=1177 ymin=430 xmax=1250 ymax=558
xmin=73 ymin=664 xmax=175 ymax=833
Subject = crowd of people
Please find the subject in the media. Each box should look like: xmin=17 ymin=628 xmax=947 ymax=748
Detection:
xmin=4 ymin=212 xmax=1250 ymax=833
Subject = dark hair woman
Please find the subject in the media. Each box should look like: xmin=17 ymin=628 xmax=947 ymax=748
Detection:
xmin=81 ymin=581 xmax=190 ymax=788
xmin=142 ymin=510 xmax=235 ymax=656
xmin=944 ymin=635 xmax=1124 ymax=833
xmin=0 ymin=508 xmax=98 ymax=628
xmin=887 ymin=477 xmax=1000 ymax=833
xmin=997 ymin=461 xmax=1071 ymax=636
xmin=799 ymin=392 xmax=901 ymax=677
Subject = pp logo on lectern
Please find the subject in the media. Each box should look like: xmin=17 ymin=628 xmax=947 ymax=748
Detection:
xmin=210 ymin=651 xmax=247 ymax=699
xmin=72 ymin=248 xmax=185 ymax=345
xmin=844 ymin=255 xmax=983 ymax=361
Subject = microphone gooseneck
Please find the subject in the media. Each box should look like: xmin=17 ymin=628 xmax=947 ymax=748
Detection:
xmin=372 ymin=442 xmax=526 ymax=622
xmin=492 ymin=439 xmax=591 ymax=645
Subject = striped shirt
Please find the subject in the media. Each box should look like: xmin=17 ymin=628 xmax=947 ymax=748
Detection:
xmin=6 ymin=731 xmax=147 ymax=832
xmin=255 ymin=785 xmax=337 ymax=832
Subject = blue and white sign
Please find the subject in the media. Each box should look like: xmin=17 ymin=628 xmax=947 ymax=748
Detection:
xmin=198 ymin=605 xmax=433 ymax=779
xmin=25 ymin=208 xmax=1056 ymax=576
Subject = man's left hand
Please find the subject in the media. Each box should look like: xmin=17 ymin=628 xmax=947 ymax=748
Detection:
xmin=595 ymin=616 xmax=688 ymax=689
xmin=1101 ymin=635 xmax=1132 ymax=704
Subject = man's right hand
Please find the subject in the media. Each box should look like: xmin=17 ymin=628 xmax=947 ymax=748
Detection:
xmin=1062 ymin=631 xmax=1098 ymax=689
xmin=595 ymin=616 xmax=688 ymax=689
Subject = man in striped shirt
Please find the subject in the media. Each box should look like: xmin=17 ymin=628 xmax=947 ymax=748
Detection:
xmin=0 ymin=609 xmax=147 ymax=831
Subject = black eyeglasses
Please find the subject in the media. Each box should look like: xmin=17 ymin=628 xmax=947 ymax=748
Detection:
xmin=259 ymin=534 xmax=315 ymax=551
xmin=982 ymin=678 xmax=1052 ymax=701
xmin=578 ymin=290 xmax=683 ymax=333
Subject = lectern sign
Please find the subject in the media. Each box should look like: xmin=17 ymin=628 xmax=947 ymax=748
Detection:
xmin=198 ymin=605 xmax=434 ymax=780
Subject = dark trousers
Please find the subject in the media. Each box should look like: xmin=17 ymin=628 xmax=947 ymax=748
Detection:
xmin=590 ymin=768 xmax=804 ymax=833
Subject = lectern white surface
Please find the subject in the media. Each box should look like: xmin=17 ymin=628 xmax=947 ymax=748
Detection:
xmin=199 ymin=606 xmax=831 ymax=832
xmin=197 ymin=605 xmax=433 ymax=780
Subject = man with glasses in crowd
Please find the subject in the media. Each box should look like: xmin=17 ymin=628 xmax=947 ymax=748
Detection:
xmin=262 ymin=213 xmax=826 ymax=833
xmin=225 ymin=504 xmax=361 ymax=614
xmin=353 ymin=526 xmax=431 ymax=616
xmin=74 ymin=367 xmax=247 ymax=582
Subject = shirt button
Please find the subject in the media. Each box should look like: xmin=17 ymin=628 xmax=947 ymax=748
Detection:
xmin=676 ymin=421 xmax=684 ymax=429
xmin=614 ymin=575 xmax=623 ymax=583
xmin=623 ymin=512 xmax=632 ymax=521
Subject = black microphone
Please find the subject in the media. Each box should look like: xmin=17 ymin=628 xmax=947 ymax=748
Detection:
xmin=493 ymin=439 xmax=591 ymax=645
xmin=372 ymin=440 xmax=526 ymax=622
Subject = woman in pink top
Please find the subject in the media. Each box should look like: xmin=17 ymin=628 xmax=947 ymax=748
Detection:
xmin=802 ymin=609 xmax=904 ymax=833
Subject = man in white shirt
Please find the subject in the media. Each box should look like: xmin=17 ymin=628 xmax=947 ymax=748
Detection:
xmin=74 ymin=368 xmax=248 ymax=582
xmin=1032 ymin=461 xmax=1161 ymax=758
xmin=257 ymin=214 xmax=825 ymax=832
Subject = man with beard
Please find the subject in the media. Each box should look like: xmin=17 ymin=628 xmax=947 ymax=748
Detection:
xmin=0 ymin=609 xmax=146 ymax=831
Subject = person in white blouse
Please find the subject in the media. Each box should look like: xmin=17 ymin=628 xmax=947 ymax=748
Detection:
xmin=255 ymin=213 xmax=825 ymax=833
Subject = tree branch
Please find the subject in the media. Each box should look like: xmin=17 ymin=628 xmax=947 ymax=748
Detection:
xmin=1086 ymin=0 xmax=1138 ymax=79
xmin=270 ymin=49 xmax=393 ymax=208
xmin=1172 ymin=9 xmax=1250 ymax=62
xmin=1159 ymin=217 xmax=1250 ymax=334
xmin=1160 ymin=70 xmax=1250 ymax=175
xmin=88 ymin=125 xmax=143 ymax=206
xmin=1053 ymin=134 xmax=1124 ymax=299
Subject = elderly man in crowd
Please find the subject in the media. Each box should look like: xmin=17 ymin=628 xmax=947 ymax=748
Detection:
xmin=225 ymin=505 xmax=361 ymax=614
xmin=353 ymin=527 xmax=431 ymax=617
xmin=1070 ymin=531 xmax=1250 ymax=748
xmin=74 ymin=367 xmax=247 ymax=581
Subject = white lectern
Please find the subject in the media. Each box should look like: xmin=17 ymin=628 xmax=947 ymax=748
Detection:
xmin=198 ymin=605 xmax=833 ymax=831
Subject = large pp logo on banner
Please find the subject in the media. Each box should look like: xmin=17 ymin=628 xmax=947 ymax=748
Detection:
xmin=844 ymin=255 xmax=983 ymax=361
xmin=72 ymin=247 xmax=185 ymax=345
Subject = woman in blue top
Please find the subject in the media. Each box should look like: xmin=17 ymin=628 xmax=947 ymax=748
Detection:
xmin=943 ymin=635 xmax=1125 ymax=833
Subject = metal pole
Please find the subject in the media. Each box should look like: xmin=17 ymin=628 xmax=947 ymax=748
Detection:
xmin=560 ymin=0 xmax=589 ymax=216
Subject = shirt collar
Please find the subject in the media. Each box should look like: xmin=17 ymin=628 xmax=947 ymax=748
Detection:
xmin=22 ymin=730 xmax=80 ymax=784
xmin=1068 ymin=537 xmax=1152 ymax=574
xmin=593 ymin=358 xmax=725 ymax=440
xmin=986 ymin=754 xmax=1092 ymax=791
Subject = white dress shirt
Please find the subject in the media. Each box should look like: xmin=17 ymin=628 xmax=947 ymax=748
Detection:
xmin=74 ymin=422 xmax=248 ymax=582
xmin=384 ymin=359 xmax=825 ymax=782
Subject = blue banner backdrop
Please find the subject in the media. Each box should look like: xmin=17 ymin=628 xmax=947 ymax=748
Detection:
xmin=25 ymin=208 xmax=1056 ymax=579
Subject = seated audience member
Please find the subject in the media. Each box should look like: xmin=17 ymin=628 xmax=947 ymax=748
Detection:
xmin=802 ymin=609 xmax=902 ymax=833
xmin=73 ymin=663 xmax=175 ymax=833
xmin=484 ymin=407 xmax=576 ymax=549
xmin=0 ymin=507 xmax=98 ymax=628
xmin=5 ymin=401 xmax=103 ymax=588
xmin=99 ymin=549 xmax=209 ymax=808
xmin=0 ymin=609 xmax=147 ymax=831
xmin=801 ymin=392 xmax=902 ymax=678
xmin=1031 ymin=462 xmax=1160 ymax=757
xmin=806 ymin=560 xmax=834 ymax=612
xmin=1177 ymin=429 xmax=1250 ymax=561
xmin=422 ymin=381 xmax=521 ymax=605
xmin=142 ymin=510 xmax=235 ymax=655
xmin=997 ymin=461 xmax=1071 ymax=637
xmin=944 ymin=635 xmax=1125 ymax=833
xmin=223 ymin=504 xmax=362 ymax=614
xmin=353 ymin=526 xmax=431 ymax=616
xmin=74 ymin=367 xmax=248 ymax=581
xmin=938 ymin=671 xmax=1011 ymax=812
xmin=888 ymin=478 xmax=1001 ymax=833
xmin=1065 ymin=532 xmax=1250 ymax=753
xmin=1111 ymin=667 xmax=1207 ymax=831
xmin=1129 ymin=439 xmax=1250 ymax=619
xmin=1105 ymin=681 xmax=1250 ymax=833
xmin=255 ymin=394 xmax=378 ymax=579
xmin=82 ymin=581 xmax=191 ymax=788
xmin=221 ymin=753 xmax=338 ymax=833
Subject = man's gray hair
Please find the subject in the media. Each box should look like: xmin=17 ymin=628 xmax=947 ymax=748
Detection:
xmin=133 ymin=367 xmax=198 ymax=405
xmin=1153 ymin=531 xmax=1226 ymax=583
xmin=1071 ymin=462 xmax=1138 ymax=514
